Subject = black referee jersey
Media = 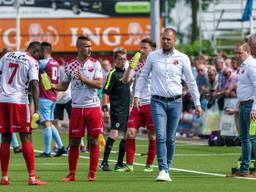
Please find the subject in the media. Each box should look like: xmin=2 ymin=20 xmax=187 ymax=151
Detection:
xmin=102 ymin=67 xmax=130 ymax=117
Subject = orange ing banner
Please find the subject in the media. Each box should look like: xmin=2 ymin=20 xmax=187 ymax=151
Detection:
xmin=0 ymin=18 xmax=161 ymax=52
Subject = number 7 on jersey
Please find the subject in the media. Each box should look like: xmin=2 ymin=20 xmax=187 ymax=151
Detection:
xmin=8 ymin=63 xmax=19 ymax=84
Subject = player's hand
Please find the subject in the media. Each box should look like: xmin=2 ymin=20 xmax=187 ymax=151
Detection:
xmin=74 ymin=69 xmax=86 ymax=82
xmin=103 ymin=111 xmax=110 ymax=124
xmin=195 ymin=105 xmax=202 ymax=117
xmin=133 ymin=97 xmax=141 ymax=111
xmin=251 ymin=110 xmax=256 ymax=120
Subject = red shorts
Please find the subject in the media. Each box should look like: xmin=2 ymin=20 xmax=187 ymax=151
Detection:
xmin=128 ymin=104 xmax=154 ymax=131
xmin=0 ymin=103 xmax=32 ymax=133
xmin=69 ymin=107 xmax=103 ymax=138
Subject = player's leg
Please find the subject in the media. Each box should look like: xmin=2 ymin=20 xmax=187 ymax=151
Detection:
xmin=145 ymin=129 xmax=156 ymax=172
xmin=88 ymin=135 xmax=99 ymax=181
xmin=86 ymin=107 xmax=103 ymax=181
xmin=0 ymin=103 xmax=12 ymax=185
xmin=125 ymin=128 xmax=137 ymax=171
xmin=125 ymin=107 xmax=143 ymax=171
xmin=8 ymin=103 xmax=47 ymax=185
xmin=37 ymin=98 xmax=53 ymax=157
xmin=11 ymin=133 xmax=22 ymax=153
xmin=144 ymin=105 xmax=156 ymax=172
xmin=0 ymin=133 xmax=12 ymax=185
xmin=20 ymin=133 xmax=47 ymax=185
xmin=63 ymin=107 xmax=84 ymax=181
xmin=50 ymin=102 xmax=66 ymax=156
xmin=115 ymin=116 xmax=128 ymax=172
xmin=63 ymin=138 xmax=80 ymax=182
xmin=53 ymin=102 xmax=66 ymax=152
xmin=100 ymin=116 xmax=119 ymax=171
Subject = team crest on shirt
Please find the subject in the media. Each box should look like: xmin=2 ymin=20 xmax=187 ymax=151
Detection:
xmin=87 ymin=67 xmax=94 ymax=72
xmin=171 ymin=60 xmax=179 ymax=65
xmin=115 ymin=123 xmax=120 ymax=128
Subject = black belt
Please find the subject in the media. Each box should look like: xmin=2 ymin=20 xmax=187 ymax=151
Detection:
xmin=152 ymin=95 xmax=182 ymax=101
xmin=240 ymin=99 xmax=253 ymax=105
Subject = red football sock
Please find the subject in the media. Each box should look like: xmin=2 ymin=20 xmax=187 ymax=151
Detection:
xmin=22 ymin=142 xmax=35 ymax=177
xmin=69 ymin=146 xmax=79 ymax=176
xmin=0 ymin=143 xmax=10 ymax=177
xmin=146 ymin=139 xmax=156 ymax=165
xmin=89 ymin=138 xmax=99 ymax=173
xmin=126 ymin=139 xmax=135 ymax=165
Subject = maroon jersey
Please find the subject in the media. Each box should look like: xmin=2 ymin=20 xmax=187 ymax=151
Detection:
xmin=39 ymin=57 xmax=59 ymax=101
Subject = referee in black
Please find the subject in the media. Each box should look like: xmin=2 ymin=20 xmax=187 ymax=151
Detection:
xmin=100 ymin=48 xmax=131 ymax=171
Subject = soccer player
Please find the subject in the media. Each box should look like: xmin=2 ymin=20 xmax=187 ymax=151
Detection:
xmin=100 ymin=48 xmax=131 ymax=171
xmin=122 ymin=38 xmax=156 ymax=172
xmin=0 ymin=41 xmax=47 ymax=185
xmin=37 ymin=42 xmax=66 ymax=157
xmin=0 ymin=48 xmax=22 ymax=154
xmin=52 ymin=36 xmax=103 ymax=181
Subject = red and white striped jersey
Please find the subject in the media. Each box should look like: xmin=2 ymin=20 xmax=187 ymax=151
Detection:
xmin=63 ymin=57 xmax=103 ymax=108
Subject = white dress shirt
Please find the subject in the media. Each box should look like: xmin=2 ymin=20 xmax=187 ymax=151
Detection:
xmin=134 ymin=49 xmax=200 ymax=106
xmin=237 ymin=55 xmax=256 ymax=110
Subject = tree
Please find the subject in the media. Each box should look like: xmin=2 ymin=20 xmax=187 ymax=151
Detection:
xmin=190 ymin=0 xmax=199 ymax=44
xmin=165 ymin=0 xmax=211 ymax=44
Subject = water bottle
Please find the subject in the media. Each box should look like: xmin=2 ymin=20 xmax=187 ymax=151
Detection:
xmin=98 ymin=134 xmax=106 ymax=151
xmin=130 ymin=52 xmax=141 ymax=69
xmin=249 ymin=118 xmax=256 ymax=136
xmin=31 ymin=113 xmax=40 ymax=129
xmin=41 ymin=72 xmax=51 ymax=91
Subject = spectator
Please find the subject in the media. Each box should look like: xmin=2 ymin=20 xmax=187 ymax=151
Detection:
xmin=223 ymin=67 xmax=237 ymax=98
xmin=233 ymin=41 xmax=256 ymax=177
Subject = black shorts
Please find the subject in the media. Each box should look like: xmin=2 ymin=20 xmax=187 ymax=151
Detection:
xmin=54 ymin=100 xmax=72 ymax=120
xmin=111 ymin=115 xmax=128 ymax=132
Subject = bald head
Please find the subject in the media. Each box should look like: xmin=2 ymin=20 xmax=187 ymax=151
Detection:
xmin=26 ymin=41 xmax=42 ymax=60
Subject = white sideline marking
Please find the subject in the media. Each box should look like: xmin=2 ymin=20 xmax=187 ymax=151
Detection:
xmin=110 ymin=150 xmax=240 ymax=157
xmin=12 ymin=163 xmax=88 ymax=166
xmin=33 ymin=149 xmax=256 ymax=181
xmin=174 ymin=153 xmax=240 ymax=157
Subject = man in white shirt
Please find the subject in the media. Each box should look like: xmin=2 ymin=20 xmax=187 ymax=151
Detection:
xmin=134 ymin=28 xmax=202 ymax=181
xmin=233 ymin=41 xmax=256 ymax=177
xmin=0 ymin=42 xmax=47 ymax=185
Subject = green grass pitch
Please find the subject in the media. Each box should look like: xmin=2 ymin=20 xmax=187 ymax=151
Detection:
xmin=1 ymin=130 xmax=256 ymax=192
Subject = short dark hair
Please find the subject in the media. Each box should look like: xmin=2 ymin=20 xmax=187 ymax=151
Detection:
xmin=77 ymin=35 xmax=91 ymax=42
xmin=27 ymin=41 xmax=41 ymax=50
xmin=76 ymin=36 xmax=91 ymax=47
xmin=113 ymin=47 xmax=127 ymax=59
xmin=140 ymin=37 xmax=156 ymax=49
xmin=41 ymin=42 xmax=52 ymax=53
